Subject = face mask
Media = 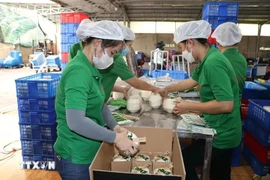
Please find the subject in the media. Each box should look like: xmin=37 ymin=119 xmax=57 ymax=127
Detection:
xmin=119 ymin=46 xmax=129 ymax=56
xmin=93 ymin=50 xmax=114 ymax=70
xmin=182 ymin=42 xmax=195 ymax=63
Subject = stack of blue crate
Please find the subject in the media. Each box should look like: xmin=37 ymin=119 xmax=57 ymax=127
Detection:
xmin=60 ymin=12 xmax=89 ymax=71
xmin=15 ymin=73 xmax=61 ymax=169
xmin=202 ymin=2 xmax=239 ymax=30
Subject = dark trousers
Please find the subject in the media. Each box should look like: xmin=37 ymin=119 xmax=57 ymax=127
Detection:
xmin=55 ymin=154 xmax=90 ymax=180
xmin=183 ymin=139 xmax=233 ymax=180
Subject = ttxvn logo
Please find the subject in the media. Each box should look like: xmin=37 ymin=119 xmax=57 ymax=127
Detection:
xmin=21 ymin=161 xmax=55 ymax=170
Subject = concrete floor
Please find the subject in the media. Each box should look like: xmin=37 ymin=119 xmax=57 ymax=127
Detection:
xmin=0 ymin=68 xmax=270 ymax=180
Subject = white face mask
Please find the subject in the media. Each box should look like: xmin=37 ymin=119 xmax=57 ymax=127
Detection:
xmin=182 ymin=41 xmax=195 ymax=63
xmin=182 ymin=49 xmax=195 ymax=63
xmin=93 ymin=50 xmax=114 ymax=70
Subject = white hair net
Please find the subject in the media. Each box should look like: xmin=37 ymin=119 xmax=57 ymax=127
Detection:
xmin=76 ymin=20 xmax=124 ymax=41
xmin=117 ymin=22 xmax=135 ymax=40
xmin=212 ymin=22 xmax=242 ymax=47
xmin=174 ymin=20 xmax=211 ymax=44
xmin=76 ymin=19 xmax=93 ymax=40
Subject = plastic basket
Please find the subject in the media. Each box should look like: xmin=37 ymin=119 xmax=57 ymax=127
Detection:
xmin=244 ymin=131 xmax=270 ymax=164
xmin=61 ymin=43 xmax=72 ymax=53
xmin=19 ymin=123 xmax=57 ymax=140
xmin=61 ymin=23 xmax=79 ymax=34
xmin=61 ymin=33 xmax=79 ymax=44
xmin=22 ymin=155 xmax=55 ymax=170
xmin=21 ymin=139 xmax=55 ymax=156
xmin=242 ymin=81 xmax=267 ymax=99
xmin=15 ymin=73 xmax=61 ymax=98
xmin=152 ymin=70 xmax=188 ymax=80
xmin=17 ymin=97 xmax=55 ymax=112
xmin=254 ymin=80 xmax=270 ymax=99
xmin=248 ymin=99 xmax=270 ymax=131
xmin=203 ymin=2 xmax=239 ymax=19
xmin=203 ymin=16 xmax=238 ymax=30
xmin=244 ymin=118 xmax=270 ymax=147
xmin=60 ymin=12 xmax=89 ymax=23
xmin=243 ymin=144 xmax=270 ymax=176
xmin=19 ymin=110 xmax=56 ymax=124
xmin=61 ymin=52 xmax=69 ymax=63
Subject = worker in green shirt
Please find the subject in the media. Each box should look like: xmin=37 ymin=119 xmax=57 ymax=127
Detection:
xmin=212 ymin=22 xmax=247 ymax=98
xmin=157 ymin=20 xmax=241 ymax=180
xmin=54 ymin=20 xmax=139 ymax=180
xmin=70 ymin=21 xmax=159 ymax=102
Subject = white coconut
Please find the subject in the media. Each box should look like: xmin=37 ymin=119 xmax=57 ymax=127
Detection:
xmin=140 ymin=90 xmax=152 ymax=101
xmin=134 ymin=154 xmax=151 ymax=161
xmin=112 ymin=92 xmax=124 ymax=100
xmin=163 ymin=99 xmax=176 ymax=113
xmin=131 ymin=167 xmax=150 ymax=174
xmin=153 ymin=155 xmax=171 ymax=162
xmin=149 ymin=93 xmax=162 ymax=109
xmin=113 ymin=154 xmax=131 ymax=162
xmin=153 ymin=168 xmax=172 ymax=176
xmin=127 ymin=98 xmax=141 ymax=113
xmin=128 ymin=87 xmax=140 ymax=97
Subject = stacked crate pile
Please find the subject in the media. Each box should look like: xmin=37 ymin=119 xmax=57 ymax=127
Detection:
xmin=202 ymin=2 xmax=239 ymax=46
xmin=60 ymin=12 xmax=89 ymax=71
xmin=15 ymin=73 xmax=61 ymax=169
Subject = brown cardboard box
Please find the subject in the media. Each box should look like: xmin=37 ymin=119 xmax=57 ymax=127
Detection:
xmin=89 ymin=127 xmax=186 ymax=180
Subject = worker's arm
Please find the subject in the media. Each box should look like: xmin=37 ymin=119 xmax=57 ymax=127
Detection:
xmin=125 ymin=77 xmax=158 ymax=92
xmin=173 ymin=100 xmax=233 ymax=115
xmin=165 ymin=78 xmax=198 ymax=92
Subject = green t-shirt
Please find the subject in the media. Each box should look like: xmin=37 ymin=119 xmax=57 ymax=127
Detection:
xmin=69 ymin=42 xmax=83 ymax=61
xmin=192 ymin=46 xmax=241 ymax=149
xmin=99 ymin=53 xmax=135 ymax=102
xmin=54 ymin=50 xmax=105 ymax=164
xmin=69 ymin=42 xmax=135 ymax=102
xmin=223 ymin=48 xmax=247 ymax=97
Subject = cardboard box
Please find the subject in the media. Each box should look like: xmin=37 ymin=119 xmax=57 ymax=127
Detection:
xmin=90 ymin=127 xmax=186 ymax=180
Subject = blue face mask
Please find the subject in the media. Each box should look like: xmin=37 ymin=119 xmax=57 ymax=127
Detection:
xmin=119 ymin=46 xmax=129 ymax=56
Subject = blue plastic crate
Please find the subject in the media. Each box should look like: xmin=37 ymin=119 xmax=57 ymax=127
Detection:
xmin=243 ymin=144 xmax=270 ymax=176
xmin=203 ymin=16 xmax=238 ymax=30
xmin=22 ymin=155 xmax=55 ymax=170
xmin=61 ymin=43 xmax=72 ymax=53
xmin=15 ymin=73 xmax=61 ymax=98
xmin=254 ymin=80 xmax=270 ymax=99
xmin=242 ymin=81 xmax=267 ymax=99
xmin=61 ymin=23 xmax=79 ymax=34
xmin=245 ymin=118 xmax=270 ymax=147
xmin=203 ymin=2 xmax=239 ymax=19
xmin=17 ymin=97 xmax=55 ymax=112
xmin=21 ymin=139 xmax=55 ymax=156
xmin=61 ymin=62 xmax=68 ymax=72
xmin=46 ymin=55 xmax=61 ymax=68
xmin=248 ymin=99 xmax=270 ymax=131
xmin=19 ymin=110 xmax=56 ymax=124
xmin=152 ymin=70 xmax=188 ymax=80
xmin=246 ymin=66 xmax=252 ymax=77
xmin=19 ymin=123 xmax=57 ymax=140
xmin=61 ymin=33 xmax=80 ymax=44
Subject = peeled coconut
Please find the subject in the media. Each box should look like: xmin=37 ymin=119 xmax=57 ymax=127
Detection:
xmin=127 ymin=98 xmax=141 ymax=113
xmin=112 ymin=92 xmax=124 ymax=100
xmin=149 ymin=93 xmax=162 ymax=109
xmin=113 ymin=154 xmax=131 ymax=162
xmin=129 ymin=94 xmax=143 ymax=105
xmin=153 ymin=168 xmax=172 ymax=176
xmin=163 ymin=98 xmax=176 ymax=113
xmin=140 ymin=90 xmax=152 ymax=101
xmin=131 ymin=166 xmax=150 ymax=174
xmin=153 ymin=155 xmax=171 ymax=162
xmin=134 ymin=154 xmax=151 ymax=161
xmin=128 ymin=87 xmax=140 ymax=97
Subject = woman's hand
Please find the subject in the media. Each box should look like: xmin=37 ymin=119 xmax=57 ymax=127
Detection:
xmin=122 ymin=88 xmax=129 ymax=99
xmin=114 ymin=131 xmax=139 ymax=157
xmin=113 ymin=125 xmax=128 ymax=133
xmin=154 ymin=88 xmax=168 ymax=98
xmin=173 ymin=100 xmax=190 ymax=115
